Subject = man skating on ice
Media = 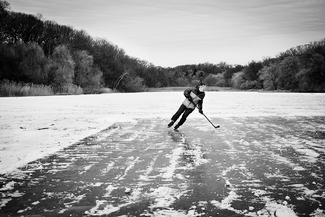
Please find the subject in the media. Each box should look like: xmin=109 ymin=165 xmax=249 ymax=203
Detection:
xmin=168 ymin=83 xmax=206 ymax=130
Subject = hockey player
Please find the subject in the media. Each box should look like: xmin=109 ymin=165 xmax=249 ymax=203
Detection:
xmin=167 ymin=83 xmax=206 ymax=130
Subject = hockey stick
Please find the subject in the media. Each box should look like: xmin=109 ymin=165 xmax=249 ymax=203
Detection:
xmin=201 ymin=113 xmax=220 ymax=129
xmin=194 ymin=103 xmax=220 ymax=129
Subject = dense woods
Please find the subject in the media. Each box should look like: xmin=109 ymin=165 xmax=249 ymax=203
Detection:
xmin=1 ymin=0 xmax=324 ymax=96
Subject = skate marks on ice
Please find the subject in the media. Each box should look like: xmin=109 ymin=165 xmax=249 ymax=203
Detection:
xmin=188 ymin=116 xmax=325 ymax=216
xmin=0 ymin=117 xmax=324 ymax=216
xmin=0 ymin=119 xmax=213 ymax=216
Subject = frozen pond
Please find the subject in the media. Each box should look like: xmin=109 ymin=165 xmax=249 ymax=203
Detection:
xmin=0 ymin=92 xmax=324 ymax=216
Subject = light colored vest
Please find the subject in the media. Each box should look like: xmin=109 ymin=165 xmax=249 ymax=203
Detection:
xmin=182 ymin=91 xmax=201 ymax=109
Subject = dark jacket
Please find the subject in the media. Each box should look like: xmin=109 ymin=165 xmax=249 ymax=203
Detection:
xmin=182 ymin=87 xmax=205 ymax=110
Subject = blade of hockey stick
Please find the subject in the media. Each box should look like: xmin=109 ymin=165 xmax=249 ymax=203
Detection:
xmin=202 ymin=113 xmax=220 ymax=129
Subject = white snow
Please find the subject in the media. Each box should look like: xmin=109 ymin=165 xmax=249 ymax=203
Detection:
xmin=1 ymin=92 xmax=324 ymax=175
xmin=161 ymin=146 xmax=183 ymax=180
xmin=0 ymin=181 xmax=15 ymax=191
xmin=0 ymin=93 xmax=175 ymax=174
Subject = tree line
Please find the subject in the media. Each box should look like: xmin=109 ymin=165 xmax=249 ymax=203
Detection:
xmin=230 ymin=40 xmax=325 ymax=92
xmin=1 ymin=0 xmax=324 ymax=93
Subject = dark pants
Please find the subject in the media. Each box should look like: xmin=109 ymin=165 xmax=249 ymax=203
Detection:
xmin=171 ymin=104 xmax=194 ymax=127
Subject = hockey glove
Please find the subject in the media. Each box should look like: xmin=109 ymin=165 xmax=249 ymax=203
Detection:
xmin=199 ymin=109 xmax=203 ymax=114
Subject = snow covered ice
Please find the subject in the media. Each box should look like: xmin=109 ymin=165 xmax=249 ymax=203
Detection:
xmin=0 ymin=91 xmax=325 ymax=216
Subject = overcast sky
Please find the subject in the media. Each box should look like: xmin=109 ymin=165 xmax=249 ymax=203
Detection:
xmin=7 ymin=0 xmax=325 ymax=67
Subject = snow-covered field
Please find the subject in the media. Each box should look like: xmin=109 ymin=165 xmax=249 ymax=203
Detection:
xmin=0 ymin=91 xmax=325 ymax=216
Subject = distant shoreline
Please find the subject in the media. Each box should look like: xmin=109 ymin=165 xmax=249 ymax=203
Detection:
xmin=145 ymin=86 xmax=295 ymax=93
